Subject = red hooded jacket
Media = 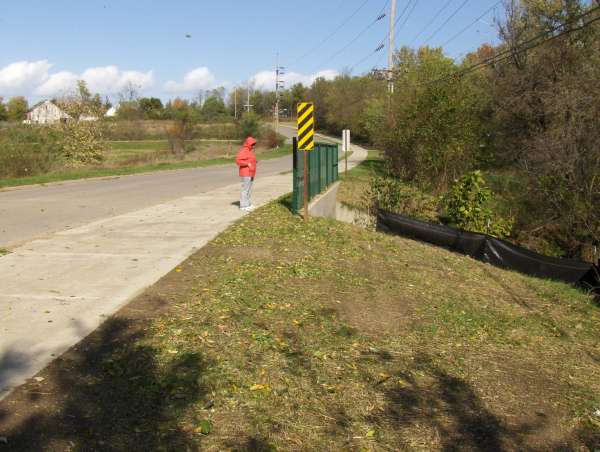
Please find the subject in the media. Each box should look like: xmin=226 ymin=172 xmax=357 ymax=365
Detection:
xmin=236 ymin=137 xmax=257 ymax=177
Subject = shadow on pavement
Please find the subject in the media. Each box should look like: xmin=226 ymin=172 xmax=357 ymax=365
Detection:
xmin=0 ymin=294 xmax=210 ymax=451
xmin=0 ymin=347 xmax=45 ymax=401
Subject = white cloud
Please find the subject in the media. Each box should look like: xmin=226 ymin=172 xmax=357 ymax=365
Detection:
xmin=0 ymin=60 xmax=52 ymax=95
xmin=163 ymin=67 xmax=216 ymax=93
xmin=0 ymin=60 xmax=154 ymax=98
xmin=35 ymin=71 xmax=79 ymax=96
xmin=251 ymin=69 xmax=339 ymax=91
xmin=81 ymin=66 xmax=154 ymax=94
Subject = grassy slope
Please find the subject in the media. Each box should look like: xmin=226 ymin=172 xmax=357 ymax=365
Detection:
xmin=0 ymin=144 xmax=291 ymax=189
xmin=1 ymin=200 xmax=598 ymax=450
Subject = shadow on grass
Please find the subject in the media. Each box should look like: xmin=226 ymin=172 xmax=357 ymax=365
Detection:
xmin=277 ymin=193 xmax=294 ymax=213
xmin=367 ymin=352 xmax=586 ymax=451
xmin=0 ymin=310 xmax=210 ymax=451
xmin=224 ymin=434 xmax=276 ymax=451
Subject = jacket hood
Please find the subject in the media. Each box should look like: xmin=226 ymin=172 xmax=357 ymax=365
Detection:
xmin=243 ymin=136 xmax=257 ymax=148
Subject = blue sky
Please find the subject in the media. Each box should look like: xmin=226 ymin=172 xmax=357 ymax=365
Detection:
xmin=0 ymin=0 xmax=502 ymax=101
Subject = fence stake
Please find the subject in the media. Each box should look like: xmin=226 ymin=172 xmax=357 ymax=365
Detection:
xmin=303 ymin=150 xmax=309 ymax=221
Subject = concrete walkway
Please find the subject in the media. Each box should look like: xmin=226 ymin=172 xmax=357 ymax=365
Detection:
xmin=0 ymin=138 xmax=368 ymax=400
xmin=0 ymin=155 xmax=293 ymax=250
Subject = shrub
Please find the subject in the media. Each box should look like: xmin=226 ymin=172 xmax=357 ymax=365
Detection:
xmin=0 ymin=125 xmax=62 ymax=177
xmin=442 ymin=171 xmax=513 ymax=238
xmin=364 ymin=173 xmax=440 ymax=222
xmin=58 ymin=120 xmax=106 ymax=167
xmin=165 ymin=121 xmax=188 ymax=155
xmin=260 ymin=129 xmax=285 ymax=149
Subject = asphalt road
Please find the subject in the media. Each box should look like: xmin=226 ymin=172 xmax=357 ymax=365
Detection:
xmin=0 ymin=154 xmax=292 ymax=249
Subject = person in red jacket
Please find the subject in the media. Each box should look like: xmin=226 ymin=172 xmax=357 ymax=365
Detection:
xmin=235 ymin=136 xmax=258 ymax=211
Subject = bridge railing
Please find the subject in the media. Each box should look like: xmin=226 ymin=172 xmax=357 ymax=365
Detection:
xmin=291 ymin=137 xmax=339 ymax=214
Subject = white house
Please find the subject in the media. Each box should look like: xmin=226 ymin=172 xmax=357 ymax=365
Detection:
xmin=24 ymin=100 xmax=71 ymax=125
xmin=104 ymin=106 xmax=118 ymax=117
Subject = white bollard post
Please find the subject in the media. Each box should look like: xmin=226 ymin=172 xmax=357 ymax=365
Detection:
xmin=343 ymin=129 xmax=350 ymax=173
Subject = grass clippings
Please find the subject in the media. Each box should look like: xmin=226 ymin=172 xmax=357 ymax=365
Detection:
xmin=0 ymin=201 xmax=598 ymax=451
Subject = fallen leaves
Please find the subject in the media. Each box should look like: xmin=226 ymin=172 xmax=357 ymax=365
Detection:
xmin=249 ymin=384 xmax=270 ymax=392
xmin=194 ymin=420 xmax=211 ymax=435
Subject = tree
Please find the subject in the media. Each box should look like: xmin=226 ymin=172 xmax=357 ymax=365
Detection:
xmin=201 ymin=95 xmax=227 ymax=121
xmin=77 ymin=79 xmax=92 ymax=102
xmin=307 ymin=78 xmax=331 ymax=127
xmin=165 ymin=98 xmax=199 ymax=154
xmin=290 ymin=83 xmax=308 ymax=112
xmin=103 ymin=97 xmax=113 ymax=111
xmin=489 ymin=0 xmax=600 ymax=259
xmin=6 ymin=96 xmax=28 ymax=122
xmin=116 ymin=82 xmax=142 ymax=120
xmin=239 ymin=111 xmax=260 ymax=139
xmin=0 ymin=97 xmax=7 ymax=121
xmin=139 ymin=97 xmax=164 ymax=119
xmin=58 ymin=80 xmax=103 ymax=120
xmin=55 ymin=80 xmax=106 ymax=166
xmin=373 ymin=46 xmax=490 ymax=190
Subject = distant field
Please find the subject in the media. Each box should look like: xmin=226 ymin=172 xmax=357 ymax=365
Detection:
xmin=0 ymin=141 xmax=292 ymax=189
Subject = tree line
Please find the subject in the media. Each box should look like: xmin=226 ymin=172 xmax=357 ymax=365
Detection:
xmin=288 ymin=0 xmax=598 ymax=262
xmin=0 ymin=82 xmax=312 ymax=124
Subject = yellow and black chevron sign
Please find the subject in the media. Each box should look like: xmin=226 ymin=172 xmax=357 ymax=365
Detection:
xmin=297 ymin=102 xmax=315 ymax=151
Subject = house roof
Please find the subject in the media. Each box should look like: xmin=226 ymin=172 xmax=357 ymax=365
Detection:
xmin=27 ymin=100 xmax=50 ymax=112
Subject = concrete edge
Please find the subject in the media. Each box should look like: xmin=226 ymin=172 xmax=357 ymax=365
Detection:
xmin=308 ymin=181 xmax=340 ymax=218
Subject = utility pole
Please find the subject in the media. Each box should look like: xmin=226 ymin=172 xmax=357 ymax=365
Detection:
xmin=244 ymin=81 xmax=253 ymax=112
xmin=388 ymin=0 xmax=397 ymax=94
xmin=274 ymin=54 xmax=285 ymax=135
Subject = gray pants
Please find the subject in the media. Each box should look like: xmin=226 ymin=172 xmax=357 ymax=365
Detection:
xmin=240 ymin=176 xmax=254 ymax=208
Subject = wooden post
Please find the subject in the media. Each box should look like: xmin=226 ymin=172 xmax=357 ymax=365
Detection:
xmin=303 ymin=150 xmax=309 ymax=221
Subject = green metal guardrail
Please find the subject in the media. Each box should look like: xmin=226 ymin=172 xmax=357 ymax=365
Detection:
xmin=292 ymin=137 xmax=339 ymax=214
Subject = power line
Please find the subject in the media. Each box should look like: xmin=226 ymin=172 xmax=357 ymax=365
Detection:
xmin=313 ymin=0 xmax=389 ymax=71
xmin=408 ymin=0 xmax=454 ymax=46
xmin=391 ymin=0 xmax=417 ymax=34
xmin=379 ymin=0 xmax=418 ymax=49
xmin=328 ymin=3 xmax=600 ymax=111
xmin=422 ymin=0 xmax=470 ymax=45
xmin=350 ymin=43 xmax=385 ymax=73
xmin=375 ymin=0 xmax=419 ymax=67
xmin=424 ymin=6 xmax=600 ymax=85
xmin=394 ymin=0 xmax=419 ymax=40
xmin=293 ymin=0 xmax=371 ymax=66
xmin=441 ymin=1 xmax=502 ymax=48
xmin=351 ymin=0 xmax=418 ymax=73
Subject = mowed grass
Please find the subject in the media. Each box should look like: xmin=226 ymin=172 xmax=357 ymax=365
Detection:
xmin=0 ymin=142 xmax=291 ymax=189
xmin=1 ymin=201 xmax=598 ymax=451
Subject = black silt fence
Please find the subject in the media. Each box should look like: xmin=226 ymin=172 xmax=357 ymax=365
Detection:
xmin=377 ymin=210 xmax=600 ymax=291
